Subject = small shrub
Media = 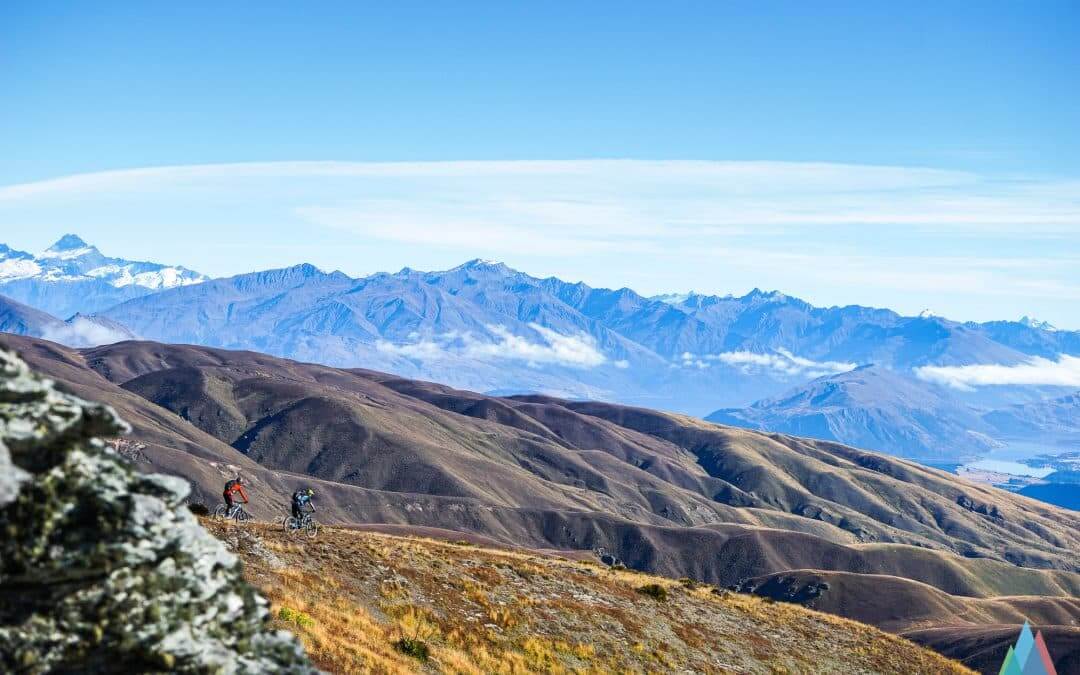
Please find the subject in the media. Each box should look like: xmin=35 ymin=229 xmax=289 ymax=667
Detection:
xmin=394 ymin=636 xmax=430 ymax=661
xmin=277 ymin=606 xmax=315 ymax=628
xmin=512 ymin=565 xmax=535 ymax=581
xmin=187 ymin=502 xmax=210 ymax=516
xmin=636 ymin=583 xmax=668 ymax=601
xmin=612 ymin=563 xmax=627 ymax=571
xmin=711 ymin=587 xmax=730 ymax=598
xmin=678 ymin=577 xmax=697 ymax=589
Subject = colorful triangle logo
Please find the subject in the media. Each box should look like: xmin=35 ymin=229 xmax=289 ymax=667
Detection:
xmin=998 ymin=621 xmax=1057 ymax=675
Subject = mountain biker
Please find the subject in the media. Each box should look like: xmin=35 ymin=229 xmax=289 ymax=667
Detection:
xmin=291 ymin=487 xmax=315 ymax=521
xmin=223 ymin=476 xmax=249 ymax=517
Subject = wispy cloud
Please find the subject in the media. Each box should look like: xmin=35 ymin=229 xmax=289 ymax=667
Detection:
xmin=3 ymin=160 xmax=1077 ymax=234
xmin=1 ymin=160 xmax=1077 ymax=327
xmin=376 ymin=323 xmax=608 ymax=369
xmin=680 ymin=349 xmax=857 ymax=378
xmin=915 ymin=354 xmax=1080 ymax=390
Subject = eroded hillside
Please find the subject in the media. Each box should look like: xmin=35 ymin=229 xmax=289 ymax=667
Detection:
xmin=3 ymin=334 xmax=1077 ymax=671
xmin=206 ymin=520 xmax=972 ymax=675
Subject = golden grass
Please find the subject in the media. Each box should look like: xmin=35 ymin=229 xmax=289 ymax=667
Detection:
xmin=207 ymin=520 xmax=976 ymax=675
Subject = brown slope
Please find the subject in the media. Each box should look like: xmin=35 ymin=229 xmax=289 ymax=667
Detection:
xmin=903 ymin=625 xmax=1080 ymax=675
xmin=208 ymin=520 xmax=975 ymax=675
xmin=0 ymin=335 xmax=258 ymax=469
xmin=737 ymin=569 xmax=1080 ymax=631
xmin=2 ymin=333 xmax=1078 ymax=670
xmin=7 ymin=335 xmax=1079 ymax=582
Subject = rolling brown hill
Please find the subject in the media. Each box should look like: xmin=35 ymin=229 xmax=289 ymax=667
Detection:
xmin=2 ymin=333 xmax=1078 ymax=672
xmin=738 ymin=569 xmax=1080 ymax=632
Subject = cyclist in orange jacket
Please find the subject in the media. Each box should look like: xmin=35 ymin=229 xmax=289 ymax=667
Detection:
xmin=222 ymin=476 xmax=249 ymax=518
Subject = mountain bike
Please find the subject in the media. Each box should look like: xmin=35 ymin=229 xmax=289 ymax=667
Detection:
xmin=213 ymin=503 xmax=253 ymax=522
xmin=282 ymin=512 xmax=319 ymax=538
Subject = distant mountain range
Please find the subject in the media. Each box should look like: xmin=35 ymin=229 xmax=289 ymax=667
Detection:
xmin=1 ymin=234 xmax=1079 ymax=465
xmin=0 ymin=234 xmax=206 ymax=317
xmin=706 ymin=366 xmax=1004 ymax=461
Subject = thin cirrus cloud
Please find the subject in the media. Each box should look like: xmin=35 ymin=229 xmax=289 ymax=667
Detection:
xmin=1 ymin=159 xmax=1077 ymax=327
xmin=375 ymin=323 xmax=609 ymax=369
xmin=2 ymin=160 xmax=1077 ymax=234
xmin=915 ymin=354 xmax=1080 ymax=390
xmin=680 ymin=349 xmax=857 ymax=378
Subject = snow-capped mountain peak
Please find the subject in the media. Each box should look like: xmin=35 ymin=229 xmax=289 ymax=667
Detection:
xmin=41 ymin=234 xmax=98 ymax=259
xmin=1019 ymin=315 xmax=1058 ymax=332
xmin=451 ymin=258 xmax=511 ymax=273
xmin=0 ymin=235 xmax=208 ymax=317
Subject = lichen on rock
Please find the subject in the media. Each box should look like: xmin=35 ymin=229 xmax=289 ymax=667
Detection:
xmin=0 ymin=349 xmax=319 ymax=674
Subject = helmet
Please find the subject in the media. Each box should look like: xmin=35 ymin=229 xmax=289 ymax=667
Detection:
xmin=306 ymin=488 xmax=314 ymax=496
xmin=236 ymin=476 xmax=245 ymax=485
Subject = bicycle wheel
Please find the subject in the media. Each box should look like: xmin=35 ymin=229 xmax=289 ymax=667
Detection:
xmin=213 ymin=504 xmax=228 ymax=519
xmin=304 ymin=519 xmax=319 ymax=539
xmin=236 ymin=508 xmax=252 ymax=522
xmin=283 ymin=516 xmax=298 ymax=533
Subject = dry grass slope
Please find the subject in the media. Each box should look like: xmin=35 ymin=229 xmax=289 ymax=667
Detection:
xmin=206 ymin=520 xmax=972 ymax=675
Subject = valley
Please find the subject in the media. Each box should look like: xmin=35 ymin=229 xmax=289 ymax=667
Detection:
xmin=2 ymin=333 xmax=1077 ymax=672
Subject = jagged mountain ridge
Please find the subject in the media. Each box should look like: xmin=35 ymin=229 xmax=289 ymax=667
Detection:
xmin=3 ymin=236 xmax=1078 ymax=459
xmin=0 ymin=234 xmax=206 ymax=317
xmin=90 ymin=254 xmax=1078 ymax=414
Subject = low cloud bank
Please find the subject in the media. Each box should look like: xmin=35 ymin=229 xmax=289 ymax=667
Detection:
xmin=681 ymin=348 xmax=856 ymax=378
xmin=915 ymin=354 xmax=1080 ymax=390
xmin=377 ymin=323 xmax=608 ymax=369
xmin=41 ymin=317 xmax=134 ymax=348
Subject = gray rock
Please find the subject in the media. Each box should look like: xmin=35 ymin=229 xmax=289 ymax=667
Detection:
xmin=0 ymin=348 xmax=319 ymax=674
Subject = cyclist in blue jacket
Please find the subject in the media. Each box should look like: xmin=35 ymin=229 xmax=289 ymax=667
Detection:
xmin=291 ymin=487 xmax=315 ymax=521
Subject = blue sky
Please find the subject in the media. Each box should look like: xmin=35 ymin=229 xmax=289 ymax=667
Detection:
xmin=1 ymin=2 xmax=1078 ymax=326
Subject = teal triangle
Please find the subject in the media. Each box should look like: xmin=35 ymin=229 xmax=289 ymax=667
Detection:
xmin=1003 ymin=650 xmax=1025 ymax=675
xmin=1000 ymin=646 xmax=1019 ymax=675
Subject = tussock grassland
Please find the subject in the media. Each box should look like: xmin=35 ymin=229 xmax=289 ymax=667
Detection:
xmin=206 ymin=520 xmax=973 ymax=674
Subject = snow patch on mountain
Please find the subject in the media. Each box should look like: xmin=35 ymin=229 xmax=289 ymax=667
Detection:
xmin=1019 ymin=315 xmax=1058 ymax=332
xmin=0 ymin=235 xmax=206 ymax=290
xmin=652 ymin=292 xmax=695 ymax=305
xmin=0 ymin=257 xmax=41 ymax=281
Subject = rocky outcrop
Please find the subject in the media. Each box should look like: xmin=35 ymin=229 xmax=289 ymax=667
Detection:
xmin=0 ymin=349 xmax=317 ymax=674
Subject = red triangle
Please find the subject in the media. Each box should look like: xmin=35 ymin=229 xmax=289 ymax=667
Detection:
xmin=1033 ymin=631 xmax=1057 ymax=675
